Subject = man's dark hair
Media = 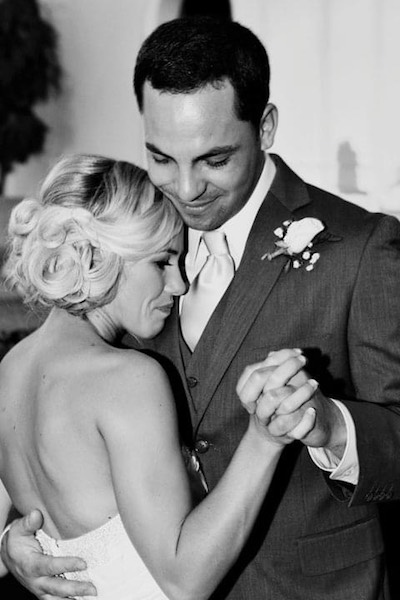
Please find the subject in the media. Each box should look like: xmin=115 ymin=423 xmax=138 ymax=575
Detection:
xmin=133 ymin=16 xmax=270 ymax=129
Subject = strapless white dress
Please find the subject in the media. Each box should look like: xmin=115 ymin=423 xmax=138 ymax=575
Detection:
xmin=35 ymin=514 xmax=169 ymax=600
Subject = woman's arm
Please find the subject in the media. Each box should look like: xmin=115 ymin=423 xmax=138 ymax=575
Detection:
xmin=100 ymin=350 xmax=315 ymax=600
xmin=0 ymin=350 xmax=313 ymax=600
xmin=0 ymin=479 xmax=12 ymax=576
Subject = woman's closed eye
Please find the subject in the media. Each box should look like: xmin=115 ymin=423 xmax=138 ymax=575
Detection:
xmin=151 ymin=154 xmax=170 ymax=165
xmin=154 ymin=255 xmax=172 ymax=270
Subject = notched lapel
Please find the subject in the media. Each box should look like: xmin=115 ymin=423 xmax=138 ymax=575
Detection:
xmin=187 ymin=200 xmax=293 ymax=414
xmin=148 ymin=302 xmax=190 ymax=390
xmin=186 ymin=156 xmax=313 ymax=416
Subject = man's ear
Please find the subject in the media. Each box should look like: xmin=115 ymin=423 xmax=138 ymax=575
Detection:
xmin=259 ymin=104 xmax=278 ymax=151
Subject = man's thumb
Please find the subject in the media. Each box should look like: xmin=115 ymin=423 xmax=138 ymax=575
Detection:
xmin=20 ymin=509 xmax=44 ymax=535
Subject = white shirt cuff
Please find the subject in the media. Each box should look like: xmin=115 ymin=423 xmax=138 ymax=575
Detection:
xmin=308 ymin=399 xmax=359 ymax=485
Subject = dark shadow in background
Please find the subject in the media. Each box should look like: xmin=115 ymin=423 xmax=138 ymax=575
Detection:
xmin=180 ymin=0 xmax=232 ymax=19
xmin=379 ymin=503 xmax=400 ymax=598
xmin=1 ymin=574 xmax=36 ymax=599
xmin=337 ymin=140 xmax=366 ymax=195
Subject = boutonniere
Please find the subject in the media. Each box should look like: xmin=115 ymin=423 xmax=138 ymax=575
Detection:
xmin=261 ymin=217 xmax=340 ymax=272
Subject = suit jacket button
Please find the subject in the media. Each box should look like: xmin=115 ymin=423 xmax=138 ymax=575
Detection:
xmin=195 ymin=439 xmax=210 ymax=454
xmin=187 ymin=376 xmax=198 ymax=388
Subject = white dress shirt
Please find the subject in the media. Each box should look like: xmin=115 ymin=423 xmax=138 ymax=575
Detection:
xmin=185 ymin=154 xmax=359 ymax=485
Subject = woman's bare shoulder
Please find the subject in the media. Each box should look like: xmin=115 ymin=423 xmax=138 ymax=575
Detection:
xmin=92 ymin=346 xmax=169 ymax=391
xmin=91 ymin=347 xmax=175 ymax=425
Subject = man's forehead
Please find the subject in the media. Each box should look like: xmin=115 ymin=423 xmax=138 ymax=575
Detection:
xmin=142 ymin=80 xmax=236 ymax=116
xmin=141 ymin=81 xmax=239 ymax=144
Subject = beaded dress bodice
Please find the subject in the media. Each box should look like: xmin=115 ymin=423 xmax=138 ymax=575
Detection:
xmin=35 ymin=514 xmax=169 ymax=600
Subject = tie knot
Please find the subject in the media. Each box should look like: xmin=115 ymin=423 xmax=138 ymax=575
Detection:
xmin=202 ymin=230 xmax=229 ymax=256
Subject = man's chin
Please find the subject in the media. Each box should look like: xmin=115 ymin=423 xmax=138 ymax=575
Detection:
xmin=175 ymin=207 xmax=226 ymax=231
xmin=162 ymin=194 xmax=225 ymax=230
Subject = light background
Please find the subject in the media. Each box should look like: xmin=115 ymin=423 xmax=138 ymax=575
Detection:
xmin=4 ymin=0 xmax=400 ymax=219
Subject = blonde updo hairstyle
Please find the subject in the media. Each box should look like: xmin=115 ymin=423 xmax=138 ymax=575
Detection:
xmin=4 ymin=154 xmax=182 ymax=315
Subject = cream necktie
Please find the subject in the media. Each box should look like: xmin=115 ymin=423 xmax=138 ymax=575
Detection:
xmin=181 ymin=230 xmax=235 ymax=351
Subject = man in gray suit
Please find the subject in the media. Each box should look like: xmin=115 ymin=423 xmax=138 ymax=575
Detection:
xmin=3 ymin=16 xmax=400 ymax=600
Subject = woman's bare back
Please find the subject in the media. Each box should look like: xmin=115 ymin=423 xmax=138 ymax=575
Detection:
xmin=0 ymin=309 xmax=143 ymax=539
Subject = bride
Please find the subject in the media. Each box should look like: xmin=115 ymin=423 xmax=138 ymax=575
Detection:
xmin=0 ymin=154 xmax=316 ymax=600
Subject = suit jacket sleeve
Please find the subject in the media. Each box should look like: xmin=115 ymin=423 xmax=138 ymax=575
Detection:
xmin=339 ymin=213 xmax=400 ymax=505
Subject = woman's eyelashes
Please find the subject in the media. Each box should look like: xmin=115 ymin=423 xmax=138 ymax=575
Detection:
xmin=154 ymin=255 xmax=172 ymax=270
xmin=152 ymin=154 xmax=169 ymax=165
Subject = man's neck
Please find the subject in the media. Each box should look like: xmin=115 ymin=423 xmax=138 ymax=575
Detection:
xmin=186 ymin=153 xmax=276 ymax=276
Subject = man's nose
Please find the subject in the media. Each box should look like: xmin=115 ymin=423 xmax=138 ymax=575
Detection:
xmin=175 ymin=169 xmax=206 ymax=203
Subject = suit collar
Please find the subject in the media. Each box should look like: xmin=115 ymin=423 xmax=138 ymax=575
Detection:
xmin=185 ymin=190 xmax=291 ymax=417
xmin=269 ymin=154 xmax=311 ymax=212
xmin=185 ymin=153 xmax=276 ymax=277
xmin=151 ymin=156 xmax=313 ymax=421
xmin=185 ymin=156 xmax=314 ymax=418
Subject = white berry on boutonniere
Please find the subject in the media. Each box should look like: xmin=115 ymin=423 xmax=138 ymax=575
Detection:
xmin=261 ymin=217 xmax=340 ymax=272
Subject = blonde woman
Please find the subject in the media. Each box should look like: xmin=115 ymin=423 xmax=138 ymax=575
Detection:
xmin=0 ymin=154 xmax=316 ymax=600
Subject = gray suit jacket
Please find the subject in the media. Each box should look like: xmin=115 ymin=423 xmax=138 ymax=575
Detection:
xmin=132 ymin=155 xmax=400 ymax=599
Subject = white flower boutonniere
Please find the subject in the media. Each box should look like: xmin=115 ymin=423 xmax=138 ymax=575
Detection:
xmin=262 ymin=217 xmax=338 ymax=272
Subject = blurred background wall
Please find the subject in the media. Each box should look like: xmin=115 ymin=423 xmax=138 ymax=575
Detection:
xmin=3 ymin=0 xmax=400 ymax=217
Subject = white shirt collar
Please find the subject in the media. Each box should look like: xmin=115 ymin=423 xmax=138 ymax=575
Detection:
xmin=186 ymin=154 xmax=276 ymax=281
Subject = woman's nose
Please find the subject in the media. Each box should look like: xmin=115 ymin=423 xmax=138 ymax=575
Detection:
xmin=167 ymin=266 xmax=187 ymax=297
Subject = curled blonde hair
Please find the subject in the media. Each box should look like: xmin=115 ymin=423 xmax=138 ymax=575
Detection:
xmin=4 ymin=154 xmax=182 ymax=315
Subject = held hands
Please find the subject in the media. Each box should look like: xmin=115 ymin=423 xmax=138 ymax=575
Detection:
xmin=237 ymin=349 xmax=346 ymax=452
xmin=1 ymin=509 xmax=97 ymax=599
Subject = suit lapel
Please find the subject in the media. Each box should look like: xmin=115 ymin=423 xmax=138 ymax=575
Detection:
xmin=187 ymin=155 xmax=312 ymax=415
xmin=149 ymin=302 xmax=188 ymax=385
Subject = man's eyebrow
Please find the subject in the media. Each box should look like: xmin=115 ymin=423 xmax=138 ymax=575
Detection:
xmin=146 ymin=142 xmax=170 ymax=157
xmin=199 ymin=145 xmax=239 ymax=159
xmin=146 ymin=142 xmax=240 ymax=161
